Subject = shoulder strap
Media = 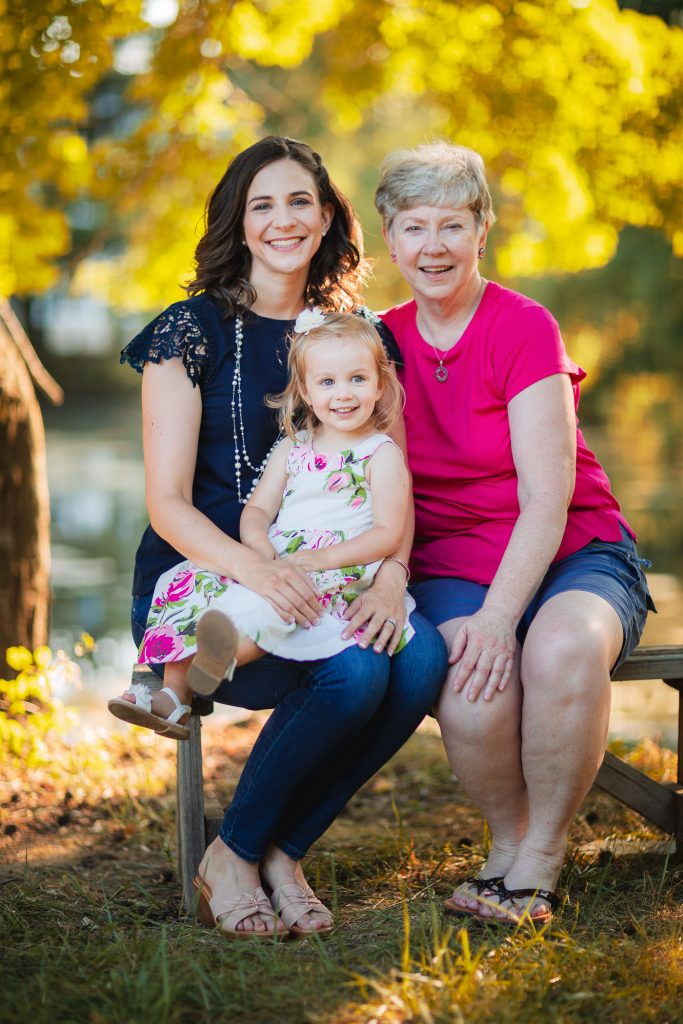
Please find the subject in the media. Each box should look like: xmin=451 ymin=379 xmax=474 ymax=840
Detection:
xmin=350 ymin=433 xmax=398 ymax=463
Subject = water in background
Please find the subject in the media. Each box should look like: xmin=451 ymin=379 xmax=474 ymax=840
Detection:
xmin=44 ymin=397 xmax=683 ymax=743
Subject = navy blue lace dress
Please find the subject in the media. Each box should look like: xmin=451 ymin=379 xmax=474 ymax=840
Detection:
xmin=120 ymin=294 xmax=400 ymax=601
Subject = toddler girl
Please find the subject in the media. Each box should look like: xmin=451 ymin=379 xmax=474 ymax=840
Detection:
xmin=109 ymin=310 xmax=415 ymax=738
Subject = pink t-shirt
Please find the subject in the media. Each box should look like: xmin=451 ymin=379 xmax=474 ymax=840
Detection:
xmin=380 ymin=282 xmax=632 ymax=584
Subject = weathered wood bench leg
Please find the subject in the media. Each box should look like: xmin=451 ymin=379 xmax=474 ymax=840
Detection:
xmin=176 ymin=714 xmax=207 ymax=914
xmin=674 ymin=792 xmax=683 ymax=858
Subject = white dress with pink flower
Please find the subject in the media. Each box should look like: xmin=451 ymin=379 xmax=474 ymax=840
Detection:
xmin=138 ymin=433 xmax=416 ymax=665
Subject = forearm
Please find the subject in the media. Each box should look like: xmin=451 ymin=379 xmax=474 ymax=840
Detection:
xmin=372 ymin=479 xmax=414 ymax=585
xmin=315 ymin=525 xmax=402 ymax=571
xmin=150 ymin=496 xmax=263 ymax=583
xmin=240 ymin=506 xmax=277 ymax=558
xmin=394 ymin=483 xmax=414 ymax=562
xmin=483 ymin=495 xmax=568 ymax=625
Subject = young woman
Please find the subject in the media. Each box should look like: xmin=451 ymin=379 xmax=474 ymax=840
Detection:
xmin=110 ymin=137 xmax=447 ymax=939
xmin=118 ymin=311 xmax=417 ymax=711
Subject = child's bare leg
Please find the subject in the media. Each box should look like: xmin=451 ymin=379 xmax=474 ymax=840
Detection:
xmin=121 ymin=657 xmax=193 ymax=720
xmin=236 ymin=635 xmax=264 ymax=666
xmin=189 ymin=610 xmax=265 ymax=696
xmin=121 ymin=632 xmax=261 ymax=712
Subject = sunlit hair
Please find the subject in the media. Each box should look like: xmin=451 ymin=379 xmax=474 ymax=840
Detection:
xmin=187 ymin=136 xmax=368 ymax=315
xmin=374 ymin=140 xmax=496 ymax=230
xmin=267 ymin=313 xmax=404 ymax=440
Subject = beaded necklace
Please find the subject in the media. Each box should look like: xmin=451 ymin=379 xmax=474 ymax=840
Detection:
xmin=231 ymin=313 xmax=283 ymax=504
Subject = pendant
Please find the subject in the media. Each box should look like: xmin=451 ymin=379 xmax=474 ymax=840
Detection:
xmin=435 ymin=364 xmax=449 ymax=383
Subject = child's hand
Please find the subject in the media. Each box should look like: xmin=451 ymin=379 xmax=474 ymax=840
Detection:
xmin=244 ymin=539 xmax=278 ymax=561
xmin=287 ymin=549 xmax=326 ymax=573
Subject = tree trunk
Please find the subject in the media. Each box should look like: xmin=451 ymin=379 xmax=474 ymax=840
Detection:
xmin=0 ymin=306 xmax=61 ymax=675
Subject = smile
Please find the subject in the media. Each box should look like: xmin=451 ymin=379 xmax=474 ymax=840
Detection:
xmin=420 ymin=266 xmax=453 ymax=274
xmin=332 ymin=406 xmax=359 ymax=415
xmin=267 ymin=237 xmax=304 ymax=250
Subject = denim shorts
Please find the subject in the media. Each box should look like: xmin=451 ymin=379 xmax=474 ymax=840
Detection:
xmin=410 ymin=527 xmax=656 ymax=673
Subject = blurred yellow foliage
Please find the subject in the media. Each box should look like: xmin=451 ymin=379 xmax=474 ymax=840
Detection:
xmin=0 ymin=644 xmax=77 ymax=765
xmin=607 ymin=372 xmax=683 ymax=463
xmin=1 ymin=0 xmax=682 ymax=304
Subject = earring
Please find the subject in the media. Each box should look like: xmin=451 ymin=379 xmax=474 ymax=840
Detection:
xmin=390 ymin=253 xmax=397 ymax=263
xmin=241 ymin=240 xmax=247 ymax=246
xmin=478 ymin=246 xmax=486 ymax=259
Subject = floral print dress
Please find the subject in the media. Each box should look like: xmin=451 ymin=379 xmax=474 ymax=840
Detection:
xmin=138 ymin=433 xmax=416 ymax=665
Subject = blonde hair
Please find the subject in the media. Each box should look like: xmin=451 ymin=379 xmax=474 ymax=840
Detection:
xmin=267 ymin=313 xmax=404 ymax=440
xmin=375 ymin=140 xmax=496 ymax=230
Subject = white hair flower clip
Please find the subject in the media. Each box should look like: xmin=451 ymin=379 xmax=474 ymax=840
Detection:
xmin=294 ymin=307 xmax=327 ymax=334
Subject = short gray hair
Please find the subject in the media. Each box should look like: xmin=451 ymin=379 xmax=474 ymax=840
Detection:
xmin=375 ymin=141 xmax=496 ymax=230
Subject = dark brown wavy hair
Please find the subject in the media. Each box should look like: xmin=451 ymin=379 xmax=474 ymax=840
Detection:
xmin=186 ymin=136 xmax=368 ymax=315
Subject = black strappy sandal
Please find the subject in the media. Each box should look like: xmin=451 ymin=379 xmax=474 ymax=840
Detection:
xmin=475 ymin=882 xmax=561 ymax=926
xmin=443 ymin=875 xmax=506 ymax=917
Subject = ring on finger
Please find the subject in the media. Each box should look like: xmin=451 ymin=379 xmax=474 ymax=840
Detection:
xmin=384 ymin=617 xmax=398 ymax=628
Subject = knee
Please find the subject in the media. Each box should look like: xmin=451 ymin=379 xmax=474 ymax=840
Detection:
xmin=323 ymin=645 xmax=391 ymax=711
xmin=436 ymin=671 xmax=521 ymax=744
xmin=522 ymin=623 xmax=612 ymax=699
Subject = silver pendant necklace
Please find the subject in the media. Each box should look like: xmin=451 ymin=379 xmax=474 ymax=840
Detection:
xmin=432 ymin=349 xmax=451 ymax=383
xmin=231 ymin=314 xmax=281 ymax=504
xmin=425 ymin=279 xmax=487 ymax=383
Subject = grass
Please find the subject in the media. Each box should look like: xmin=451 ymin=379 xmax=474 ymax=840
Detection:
xmin=1 ymin=720 xmax=682 ymax=1024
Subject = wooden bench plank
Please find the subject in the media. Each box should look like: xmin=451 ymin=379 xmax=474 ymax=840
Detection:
xmin=612 ymin=647 xmax=683 ymax=681
xmin=595 ymin=751 xmax=677 ymax=833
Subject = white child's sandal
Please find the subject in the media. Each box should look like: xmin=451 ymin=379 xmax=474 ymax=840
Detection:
xmin=108 ymin=683 xmax=191 ymax=741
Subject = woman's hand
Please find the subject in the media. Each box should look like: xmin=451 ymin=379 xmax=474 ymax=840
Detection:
xmin=341 ymin=561 xmax=407 ymax=655
xmin=449 ymin=607 xmax=517 ymax=702
xmin=241 ymin=556 xmax=321 ymax=627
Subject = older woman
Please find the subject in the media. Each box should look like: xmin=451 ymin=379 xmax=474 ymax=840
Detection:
xmin=371 ymin=141 xmax=654 ymax=924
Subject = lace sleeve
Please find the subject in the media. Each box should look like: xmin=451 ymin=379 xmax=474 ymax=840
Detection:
xmin=120 ymin=303 xmax=211 ymax=387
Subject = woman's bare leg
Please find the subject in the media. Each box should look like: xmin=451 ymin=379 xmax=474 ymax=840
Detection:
xmin=197 ymin=837 xmax=285 ymax=934
xmin=479 ymin=591 xmax=621 ymax=918
xmin=436 ymin=616 xmax=528 ymax=908
xmin=260 ymin=847 xmax=333 ymax=931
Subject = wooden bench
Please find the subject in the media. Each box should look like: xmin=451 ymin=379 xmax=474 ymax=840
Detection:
xmin=595 ymin=645 xmax=683 ymax=853
xmin=133 ymin=645 xmax=683 ymax=912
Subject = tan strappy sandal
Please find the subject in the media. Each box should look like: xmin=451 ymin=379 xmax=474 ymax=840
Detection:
xmin=193 ymin=876 xmax=286 ymax=940
xmin=269 ymin=882 xmax=335 ymax=938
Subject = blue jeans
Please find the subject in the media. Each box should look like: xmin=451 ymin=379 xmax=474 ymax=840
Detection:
xmin=131 ymin=596 xmax=447 ymax=861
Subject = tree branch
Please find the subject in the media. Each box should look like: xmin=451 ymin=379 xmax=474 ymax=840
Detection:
xmin=0 ymin=298 xmax=64 ymax=406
